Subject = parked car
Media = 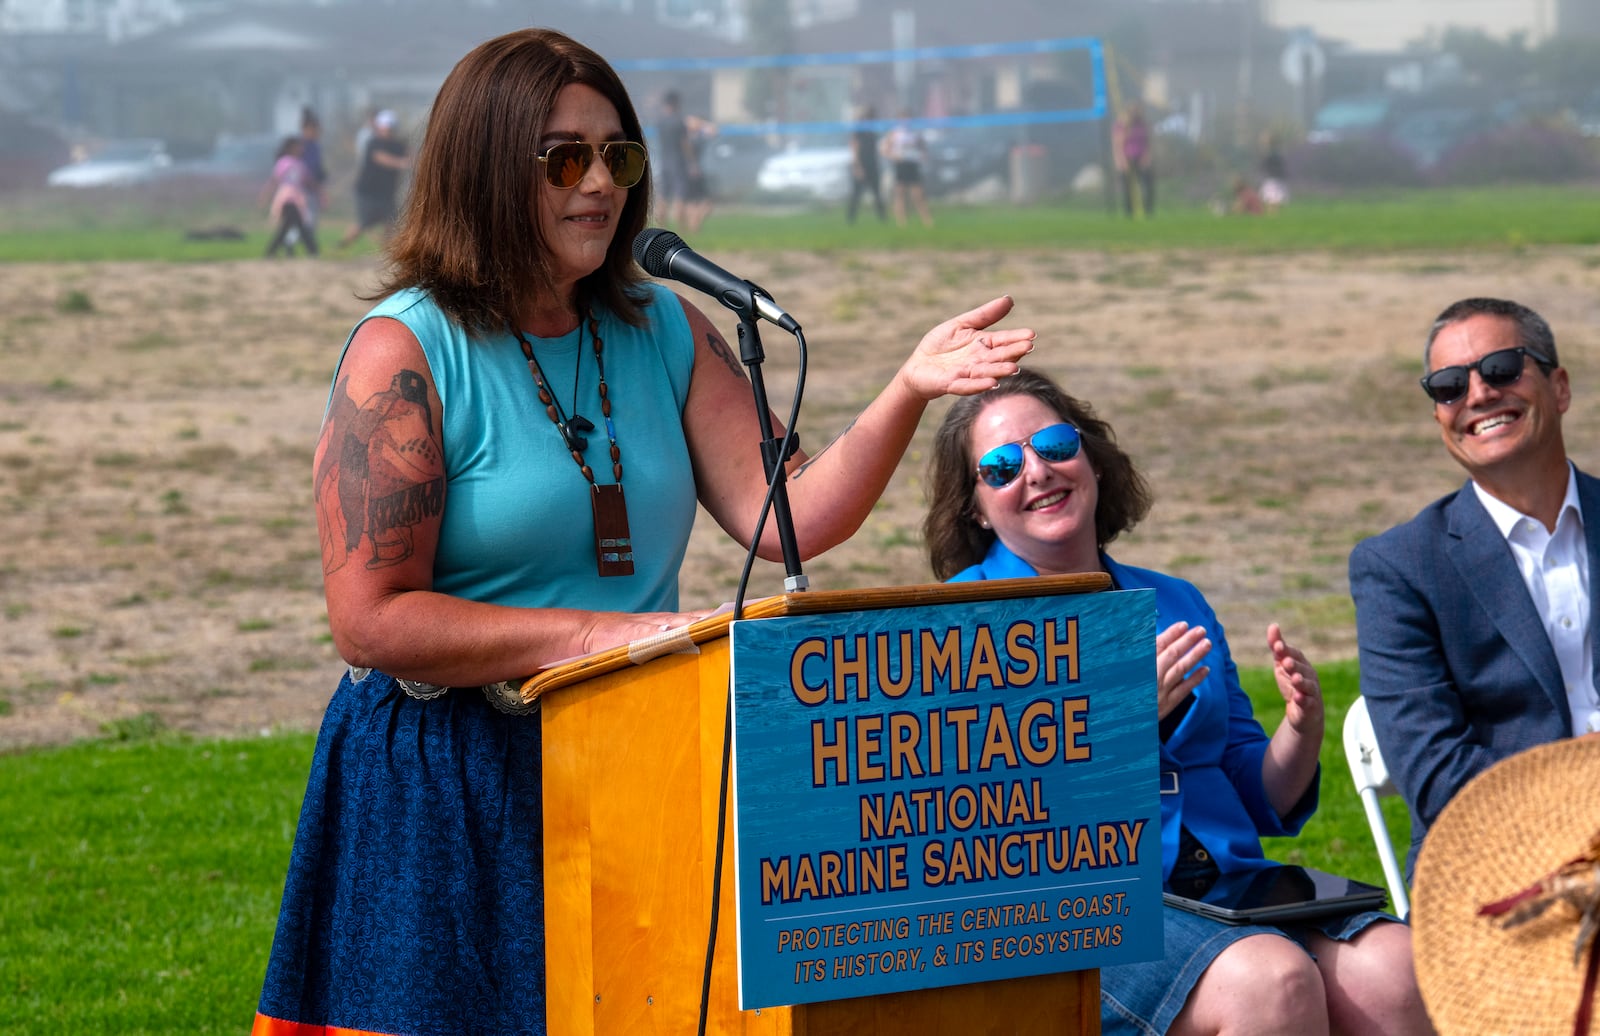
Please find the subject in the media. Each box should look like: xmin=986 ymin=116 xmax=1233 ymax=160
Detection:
xmin=1571 ymin=88 xmax=1600 ymax=137
xmin=1305 ymin=87 xmax=1521 ymax=172
xmin=1305 ymin=94 xmax=1394 ymax=146
xmin=923 ymin=125 xmax=1014 ymax=197
xmin=754 ymin=124 xmax=1014 ymax=204
xmin=698 ymin=134 xmax=782 ymax=202
xmin=1385 ymin=104 xmax=1492 ymax=169
xmin=46 ymin=138 xmax=172 ymax=188
xmin=755 ymin=140 xmax=854 ymax=202
xmin=168 ymin=131 xmax=281 ymax=183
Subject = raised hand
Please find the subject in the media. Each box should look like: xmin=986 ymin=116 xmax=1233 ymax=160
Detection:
xmin=897 ymin=295 xmax=1036 ymax=399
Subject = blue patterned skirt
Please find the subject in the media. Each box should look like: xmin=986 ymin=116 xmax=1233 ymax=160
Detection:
xmin=254 ymin=670 xmax=546 ymax=1036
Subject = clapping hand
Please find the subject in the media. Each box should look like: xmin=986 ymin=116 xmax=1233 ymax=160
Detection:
xmin=1156 ymin=620 xmax=1212 ymax=720
xmin=1267 ymin=622 xmax=1323 ymax=733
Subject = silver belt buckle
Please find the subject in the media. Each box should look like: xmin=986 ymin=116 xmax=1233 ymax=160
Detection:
xmin=1160 ymin=770 xmax=1180 ymax=795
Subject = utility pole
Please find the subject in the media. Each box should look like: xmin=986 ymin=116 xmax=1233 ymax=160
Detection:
xmin=1235 ymin=0 xmax=1254 ymax=149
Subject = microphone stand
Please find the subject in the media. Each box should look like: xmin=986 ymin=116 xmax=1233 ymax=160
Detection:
xmin=699 ymin=276 xmax=805 ymax=1036
xmin=731 ymin=282 xmax=808 ymax=593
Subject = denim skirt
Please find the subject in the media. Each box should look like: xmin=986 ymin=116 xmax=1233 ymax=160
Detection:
xmin=254 ymin=670 xmax=547 ymax=1036
xmin=1099 ymin=903 xmax=1398 ymax=1036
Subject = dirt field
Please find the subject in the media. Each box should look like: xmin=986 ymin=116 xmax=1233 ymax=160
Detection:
xmin=3 ymin=247 xmax=1598 ymax=750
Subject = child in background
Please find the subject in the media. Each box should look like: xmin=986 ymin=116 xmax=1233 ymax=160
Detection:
xmin=262 ymin=136 xmax=318 ymax=258
xmin=1230 ymin=174 xmax=1264 ymax=215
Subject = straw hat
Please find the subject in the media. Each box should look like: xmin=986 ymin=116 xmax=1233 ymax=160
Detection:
xmin=1413 ymin=736 xmax=1600 ymax=1035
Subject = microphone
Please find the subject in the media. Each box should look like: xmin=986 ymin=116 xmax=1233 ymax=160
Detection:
xmin=632 ymin=228 xmax=800 ymax=333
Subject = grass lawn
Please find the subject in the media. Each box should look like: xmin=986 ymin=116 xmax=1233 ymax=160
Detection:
xmin=0 ymin=183 xmax=1596 ymax=260
xmin=0 ymin=660 xmax=1407 ymax=1033
xmin=0 ymin=734 xmax=312 ymax=1034
xmin=697 ymin=185 xmax=1600 ymax=254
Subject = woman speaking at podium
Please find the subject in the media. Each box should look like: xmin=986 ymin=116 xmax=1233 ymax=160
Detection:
xmin=251 ymin=26 xmax=1034 ymax=1036
xmin=923 ymin=368 xmax=1431 ymax=1036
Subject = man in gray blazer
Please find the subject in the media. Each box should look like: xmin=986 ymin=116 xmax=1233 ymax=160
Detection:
xmin=1350 ymin=297 xmax=1598 ymax=877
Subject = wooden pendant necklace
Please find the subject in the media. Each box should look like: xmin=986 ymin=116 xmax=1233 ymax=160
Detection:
xmin=515 ymin=313 xmax=634 ymax=577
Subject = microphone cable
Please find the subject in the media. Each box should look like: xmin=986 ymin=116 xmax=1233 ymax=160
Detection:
xmin=696 ymin=325 xmax=808 ymax=1036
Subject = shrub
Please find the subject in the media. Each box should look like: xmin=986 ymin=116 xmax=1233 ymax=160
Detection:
xmin=56 ymin=288 xmax=94 ymax=314
xmin=1285 ymin=136 xmax=1426 ymax=190
xmin=1432 ymin=121 xmax=1598 ymax=185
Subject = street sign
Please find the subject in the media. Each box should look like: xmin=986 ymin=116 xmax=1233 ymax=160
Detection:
xmin=1280 ymin=33 xmax=1326 ymax=86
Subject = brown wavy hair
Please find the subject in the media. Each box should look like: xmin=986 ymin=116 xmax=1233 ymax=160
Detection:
xmin=370 ymin=28 xmax=653 ymax=333
xmin=923 ymin=368 xmax=1152 ymax=580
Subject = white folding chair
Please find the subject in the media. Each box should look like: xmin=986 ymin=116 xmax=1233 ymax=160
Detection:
xmin=1341 ymin=696 xmax=1411 ymax=919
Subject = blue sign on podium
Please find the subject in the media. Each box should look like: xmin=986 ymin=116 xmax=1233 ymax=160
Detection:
xmin=728 ymin=588 xmax=1162 ymax=1009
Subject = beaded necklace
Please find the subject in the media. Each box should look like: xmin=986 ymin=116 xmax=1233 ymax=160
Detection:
xmin=514 ymin=313 xmax=634 ymax=577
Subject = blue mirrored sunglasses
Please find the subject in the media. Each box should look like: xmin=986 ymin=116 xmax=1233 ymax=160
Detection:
xmin=976 ymin=423 xmax=1082 ymax=488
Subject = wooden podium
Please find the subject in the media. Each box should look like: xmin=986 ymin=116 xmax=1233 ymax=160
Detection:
xmin=520 ymin=574 xmax=1110 ymax=1035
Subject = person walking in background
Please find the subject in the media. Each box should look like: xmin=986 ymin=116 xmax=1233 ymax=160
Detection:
xmin=881 ymin=109 xmax=933 ymax=228
xmin=338 ymin=108 xmax=409 ymax=249
xmin=845 ymin=103 xmax=887 ymax=224
xmin=653 ymin=89 xmax=715 ymax=233
xmin=925 ymin=367 xmax=1432 ymax=1036
xmin=262 ymin=135 xmax=318 ymax=257
xmin=351 ymin=105 xmax=376 ymax=170
xmin=251 ymin=26 xmax=1035 ymax=1036
xmin=1350 ymin=297 xmax=1595 ymax=881
xmin=298 ymin=107 xmax=328 ymax=229
xmin=1113 ymin=102 xmax=1154 ymax=217
xmin=653 ymin=90 xmax=691 ymax=227
xmin=680 ymin=101 xmax=717 ymax=234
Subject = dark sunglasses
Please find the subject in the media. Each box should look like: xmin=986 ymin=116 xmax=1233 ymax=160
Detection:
xmin=976 ymin=423 xmax=1083 ymax=488
xmin=536 ymin=140 xmax=648 ymax=190
xmin=1419 ymin=346 xmax=1555 ymax=405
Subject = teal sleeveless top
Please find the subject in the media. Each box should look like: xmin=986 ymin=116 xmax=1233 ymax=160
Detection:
xmin=332 ymin=282 xmax=698 ymax=613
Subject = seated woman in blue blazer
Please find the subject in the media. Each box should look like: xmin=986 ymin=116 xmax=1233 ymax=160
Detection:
xmin=924 ymin=368 xmax=1431 ymax=1036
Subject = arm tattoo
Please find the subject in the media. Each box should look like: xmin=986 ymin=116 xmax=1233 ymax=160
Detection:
xmin=793 ymin=415 xmax=858 ymax=479
xmin=705 ymin=329 xmax=747 ymax=379
xmin=314 ymin=368 xmax=445 ymax=575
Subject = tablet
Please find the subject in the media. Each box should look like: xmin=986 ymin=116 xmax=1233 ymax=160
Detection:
xmin=1163 ymin=863 xmax=1389 ymax=925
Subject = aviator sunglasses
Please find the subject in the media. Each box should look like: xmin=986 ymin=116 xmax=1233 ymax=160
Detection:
xmin=975 ymin=423 xmax=1083 ymax=488
xmin=1419 ymin=345 xmax=1555 ymax=405
xmin=536 ymin=140 xmax=648 ymax=190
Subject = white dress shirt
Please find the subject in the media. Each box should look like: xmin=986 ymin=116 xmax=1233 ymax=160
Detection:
xmin=1474 ymin=465 xmax=1599 ymax=735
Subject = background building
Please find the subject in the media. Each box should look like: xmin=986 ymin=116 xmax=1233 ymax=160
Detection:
xmin=1260 ymin=0 xmax=1562 ymax=50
